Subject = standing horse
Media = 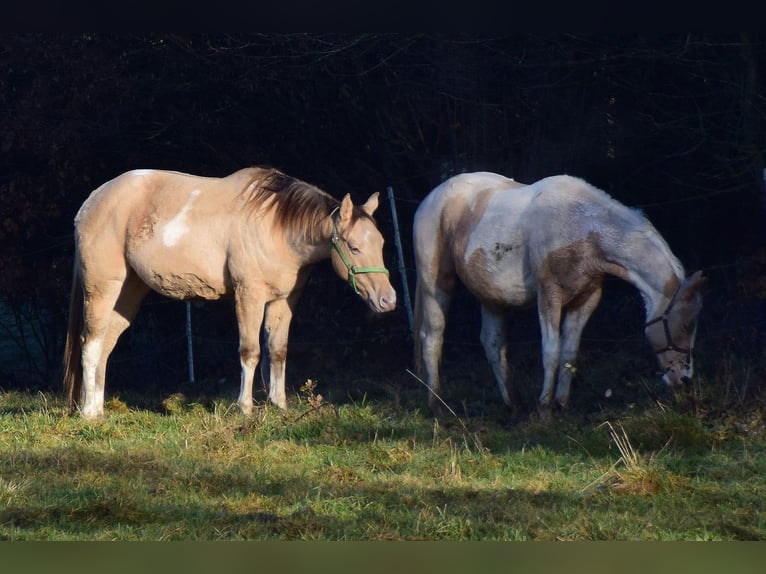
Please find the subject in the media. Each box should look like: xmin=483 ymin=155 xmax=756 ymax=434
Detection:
xmin=63 ymin=167 xmax=396 ymax=420
xmin=413 ymin=171 xmax=704 ymax=419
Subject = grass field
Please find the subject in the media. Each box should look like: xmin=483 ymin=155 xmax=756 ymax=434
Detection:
xmin=1 ymin=359 xmax=765 ymax=542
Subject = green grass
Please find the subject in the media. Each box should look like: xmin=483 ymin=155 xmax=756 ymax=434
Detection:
xmin=1 ymin=376 xmax=765 ymax=541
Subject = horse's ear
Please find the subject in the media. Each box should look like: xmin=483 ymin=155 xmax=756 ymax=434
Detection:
xmin=339 ymin=193 xmax=353 ymax=223
xmin=680 ymin=270 xmax=706 ymax=302
xmin=677 ymin=270 xmax=706 ymax=318
xmin=361 ymin=192 xmax=380 ymax=216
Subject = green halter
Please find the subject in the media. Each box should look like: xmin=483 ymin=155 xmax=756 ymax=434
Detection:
xmin=331 ymin=217 xmax=389 ymax=295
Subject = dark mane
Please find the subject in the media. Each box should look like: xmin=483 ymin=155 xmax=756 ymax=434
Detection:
xmin=240 ymin=167 xmax=340 ymax=243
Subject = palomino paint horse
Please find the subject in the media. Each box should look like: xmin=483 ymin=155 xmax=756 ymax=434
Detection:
xmin=63 ymin=167 xmax=396 ymax=419
xmin=413 ymin=171 xmax=704 ymax=419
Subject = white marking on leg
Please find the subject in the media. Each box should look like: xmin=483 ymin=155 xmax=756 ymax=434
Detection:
xmin=162 ymin=189 xmax=201 ymax=247
xmin=237 ymin=362 xmax=255 ymax=415
xmin=81 ymin=337 xmax=104 ymax=418
xmin=268 ymin=361 xmax=287 ymax=409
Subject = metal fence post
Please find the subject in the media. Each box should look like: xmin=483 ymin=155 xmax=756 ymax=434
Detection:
xmin=387 ymin=186 xmax=414 ymax=333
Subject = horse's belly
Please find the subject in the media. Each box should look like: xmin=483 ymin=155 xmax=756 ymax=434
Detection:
xmin=457 ymin=250 xmax=534 ymax=308
xmin=462 ymin=272 xmax=534 ymax=307
xmin=129 ymin=245 xmax=230 ymax=301
xmin=144 ymin=269 xmax=228 ymax=300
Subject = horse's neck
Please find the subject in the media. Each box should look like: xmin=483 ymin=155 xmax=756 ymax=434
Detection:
xmin=242 ymin=218 xmax=331 ymax=268
xmin=297 ymin=222 xmax=337 ymax=265
xmin=291 ymin=236 xmax=332 ymax=266
xmin=605 ymin=232 xmax=684 ymax=321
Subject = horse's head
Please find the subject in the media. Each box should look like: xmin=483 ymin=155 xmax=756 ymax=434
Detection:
xmin=330 ymin=192 xmax=397 ymax=313
xmin=645 ymin=270 xmax=705 ymax=391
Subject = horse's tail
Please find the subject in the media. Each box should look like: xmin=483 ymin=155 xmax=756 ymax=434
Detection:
xmin=62 ymin=261 xmax=83 ymax=413
xmin=412 ymin=279 xmax=424 ymax=378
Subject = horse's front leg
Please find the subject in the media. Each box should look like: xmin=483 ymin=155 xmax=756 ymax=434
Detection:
xmin=537 ymin=289 xmax=563 ymax=421
xmin=556 ymin=287 xmax=601 ymax=409
xmin=234 ymin=288 xmax=266 ymax=415
xmin=263 ymin=294 xmax=300 ymax=410
xmin=479 ymin=304 xmax=519 ymax=413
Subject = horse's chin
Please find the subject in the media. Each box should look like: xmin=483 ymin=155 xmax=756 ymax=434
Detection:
xmin=367 ymin=301 xmax=394 ymax=314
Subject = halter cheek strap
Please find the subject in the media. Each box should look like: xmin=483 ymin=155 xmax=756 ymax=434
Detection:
xmin=645 ymin=286 xmax=691 ymax=366
xmin=330 ymin=217 xmax=389 ymax=295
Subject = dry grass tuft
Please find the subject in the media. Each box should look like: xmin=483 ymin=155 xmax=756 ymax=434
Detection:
xmin=586 ymin=421 xmax=669 ymax=496
xmin=105 ymin=397 xmax=131 ymax=414
xmin=161 ymin=393 xmax=188 ymax=415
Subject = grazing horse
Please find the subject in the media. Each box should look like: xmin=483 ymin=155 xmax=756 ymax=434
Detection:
xmin=413 ymin=171 xmax=704 ymax=419
xmin=63 ymin=167 xmax=397 ymax=420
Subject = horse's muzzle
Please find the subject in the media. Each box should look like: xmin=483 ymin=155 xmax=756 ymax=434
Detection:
xmin=663 ymin=369 xmax=692 ymax=390
xmin=371 ymin=289 xmax=397 ymax=313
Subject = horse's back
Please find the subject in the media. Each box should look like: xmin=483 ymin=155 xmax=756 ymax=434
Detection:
xmin=526 ymin=174 xmax=614 ymax=212
xmin=415 ymin=171 xmax=517 ymax=220
xmin=524 ymin=174 xmax=649 ymax=249
xmin=413 ymin=171 xmax=637 ymax=307
xmin=75 ymin=168 xmax=254 ymax=238
xmin=79 ymin=170 xmax=198 ymax=227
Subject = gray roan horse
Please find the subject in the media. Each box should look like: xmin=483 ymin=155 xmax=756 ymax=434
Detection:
xmin=63 ymin=167 xmax=397 ymax=419
xmin=413 ymin=171 xmax=704 ymax=419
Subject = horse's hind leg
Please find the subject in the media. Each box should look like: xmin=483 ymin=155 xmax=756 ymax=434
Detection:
xmin=555 ymin=287 xmax=602 ymax=409
xmin=79 ymin=277 xmax=126 ymax=419
xmin=80 ymin=270 xmax=149 ymax=419
xmin=536 ymin=286 xmax=564 ymax=420
xmin=415 ymin=283 xmax=453 ymax=416
xmin=94 ymin=272 xmax=150 ymax=410
xmin=479 ymin=305 xmax=519 ymax=413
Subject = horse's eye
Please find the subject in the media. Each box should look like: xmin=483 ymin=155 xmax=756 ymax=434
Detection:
xmin=348 ymin=243 xmax=361 ymax=254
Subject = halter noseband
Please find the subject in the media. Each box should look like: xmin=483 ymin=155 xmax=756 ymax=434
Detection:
xmin=330 ymin=211 xmax=389 ymax=295
xmin=644 ymin=285 xmax=691 ymax=365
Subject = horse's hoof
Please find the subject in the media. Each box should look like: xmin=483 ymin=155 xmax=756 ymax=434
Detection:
xmin=429 ymin=401 xmax=451 ymax=421
xmin=508 ymin=405 xmax=524 ymax=423
xmin=272 ymin=400 xmax=288 ymax=411
xmin=537 ymin=407 xmax=553 ymax=423
xmin=80 ymin=410 xmax=106 ymax=422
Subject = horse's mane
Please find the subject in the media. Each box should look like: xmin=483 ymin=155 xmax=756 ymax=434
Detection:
xmin=239 ymin=167 xmax=341 ymax=243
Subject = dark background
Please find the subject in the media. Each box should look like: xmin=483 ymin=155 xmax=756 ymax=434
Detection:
xmin=1 ymin=33 xmax=765 ymax=412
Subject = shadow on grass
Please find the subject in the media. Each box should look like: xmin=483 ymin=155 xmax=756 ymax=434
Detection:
xmin=0 ymin=444 xmax=609 ymax=540
xmin=3 ymin=443 xmax=763 ymax=540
